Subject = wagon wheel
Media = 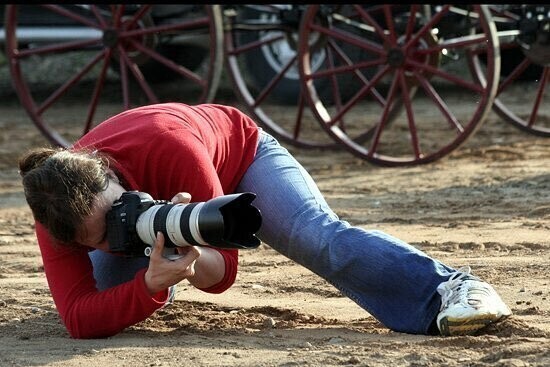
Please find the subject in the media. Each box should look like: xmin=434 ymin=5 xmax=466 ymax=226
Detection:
xmin=298 ymin=4 xmax=500 ymax=166
xmin=468 ymin=5 xmax=549 ymax=137
xmin=223 ymin=4 xmax=339 ymax=149
xmin=5 ymin=4 xmax=224 ymax=147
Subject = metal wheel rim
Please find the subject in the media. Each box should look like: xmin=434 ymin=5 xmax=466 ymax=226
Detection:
xmin=223 ymin=4 xmax=339 ymax=149
xmin=298 ymin=4 xmax=500 ymax=166
xmin=5 ymin=4 xmax=224 ymax=147
xmin=469 ymin=5 xmax=550 ymax=137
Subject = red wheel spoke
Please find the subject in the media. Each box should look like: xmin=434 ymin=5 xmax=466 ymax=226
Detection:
xmin=112 ymin=5 xmax=125 ymax=27
xmin=398 ymin=70 xmax=421 ymax=159
xmin=407 ymin=59 xmax=485 ymax=93
xmin=326 ymin=38 xmax=386 ymax=106
xmin=123 ymin=5 xmax=153 ymax=30
xmin=404 ymin=5 xmax=451 ymax=51
xmin=382 ymin=5 xmax=397 ymax=44
xmin=89 ymin=5 xmax=107 ymax=28
xmin=497 ymin=58 xmax=532 ymax=94
xmin=15 ymin=39 xmax=102 ymax=58
xmin=292 ymin=92 xmax=306 ymax=140
xmin=304 ymin=19 xmax=387 ymax=109
xmin=404 ymin=5 xmax=420 ymax=42
xmin=309 ymin=22 xmax=385 ymax=56
xmin=84 ymin=48 xmax=113 ymax=133
xmin=414 ymin=71 xmax=464 ymax=133
xmin=326 ymin=66 xmax=390 ymax=128
xmin=528 ymin=67 xmax=549 ymax=127
xmin=42 ymin=5 xmax=99 ymax=29
xmin=252 ymin=54 xmax=297 ymax=107
xmin=353 ymin=5 xmax=391 ymax=45
xmin=227 ymin=33 xmax=285 ymax=56
xmin=117 ymin=45 xmax=159 ymax=104
xmin=118 ymin=46 xmax=130 ymax=110
xmin=36 ymin=51 xmax=106 ymax=115
xmin=125 ymin=38 xmax=205 ymax=87
xmin=326 ymin=42 xmax=346 ymax=131
xmin=308 ymin=56 xmax=385 ymax=80
xmin=368 ymin=72 xmax=400 ymax=157
xmin=120 ymin=16 xmax=210 ymax=38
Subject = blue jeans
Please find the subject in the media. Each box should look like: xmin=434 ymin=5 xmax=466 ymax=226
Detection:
xmin=88 ymin=251 xmax=176 ymax=304
xmin=90 ymin=130 xmax=455 ymax=334
xmin=235 ymin=131 xmax=456 ymax=334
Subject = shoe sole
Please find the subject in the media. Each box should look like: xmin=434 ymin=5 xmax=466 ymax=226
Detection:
xmin=438 ymin=313 xmax=509 ymax=336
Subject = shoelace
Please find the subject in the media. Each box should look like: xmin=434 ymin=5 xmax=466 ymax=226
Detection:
xmin=437 ymin=266 xmax=490 ymax=310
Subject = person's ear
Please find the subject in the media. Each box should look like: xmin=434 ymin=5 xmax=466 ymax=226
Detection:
xmin=105 ymin=168 xmax=120 ymax=184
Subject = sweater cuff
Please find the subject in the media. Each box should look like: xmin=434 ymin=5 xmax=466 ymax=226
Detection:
xmin=198 ymin=249 xmax=238 ymax=294
xmin=135 ymin=268 xmax=169 ymax=305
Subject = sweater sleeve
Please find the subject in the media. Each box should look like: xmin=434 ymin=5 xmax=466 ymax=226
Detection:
xmin=36 ymin=222 xmax=168 ymax=339
xmin=197 ymin=248 xmax=238 ymax=294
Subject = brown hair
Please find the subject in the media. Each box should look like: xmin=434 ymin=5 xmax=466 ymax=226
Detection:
xmin=19 ymin=147 xmax=109 ymax=246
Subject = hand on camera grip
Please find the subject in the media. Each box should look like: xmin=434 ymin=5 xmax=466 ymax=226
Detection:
xmin=144 ymin=232 xmax=200 ymax=295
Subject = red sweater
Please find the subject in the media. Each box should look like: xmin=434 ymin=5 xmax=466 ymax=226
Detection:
xmin=35 ymin=103 xmax=259 ymax=338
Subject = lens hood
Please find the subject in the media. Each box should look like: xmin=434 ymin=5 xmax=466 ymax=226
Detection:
xmin=198 ymin=192 xmax=262 ymax=249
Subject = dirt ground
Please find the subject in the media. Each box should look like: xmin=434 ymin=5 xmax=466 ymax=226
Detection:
xmin=0 ymin=86 xmax=549 ymax=367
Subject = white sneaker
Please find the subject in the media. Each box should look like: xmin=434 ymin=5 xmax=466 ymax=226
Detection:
xmin=436 ymin=266 xmax=512 ymax=336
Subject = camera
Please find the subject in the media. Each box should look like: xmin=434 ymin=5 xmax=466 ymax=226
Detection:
xmin=106 ymin=191 xmax=262 ymax=257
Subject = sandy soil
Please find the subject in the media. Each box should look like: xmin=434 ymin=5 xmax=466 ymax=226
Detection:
xmin=0 ymin=89 xmax=549 ymax=367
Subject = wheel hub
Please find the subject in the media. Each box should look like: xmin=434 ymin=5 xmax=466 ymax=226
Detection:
xmin=387 ymin=48 xmax=405 ymax=67
xmin=102 ymin=28 xmax=119 ymax=47
xmin=106 ymin=15 xmax=158 ymax=66
xmin=389 ymin=32 xmax=441 ymax=84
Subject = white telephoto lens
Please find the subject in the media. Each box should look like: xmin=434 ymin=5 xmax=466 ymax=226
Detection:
xmin=165 ymin=204 xmax=190 ymax=246
xmin=136 ymin=205 xmax=163 ymax=245
xmin=165 ymin=202 xmax=207 ymax=246
xmin=189 ymin=202 xmax=206 ymax=245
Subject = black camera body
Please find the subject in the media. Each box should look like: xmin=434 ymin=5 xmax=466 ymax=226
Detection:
xmin=106 ymin=191 xmax=262 ymax=257
xmin=106 ymin=191 xmax=161 ymax=257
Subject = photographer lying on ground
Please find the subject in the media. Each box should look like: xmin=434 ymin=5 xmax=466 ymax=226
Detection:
xmin=19 ymin=103 xmax=511 ymax=339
